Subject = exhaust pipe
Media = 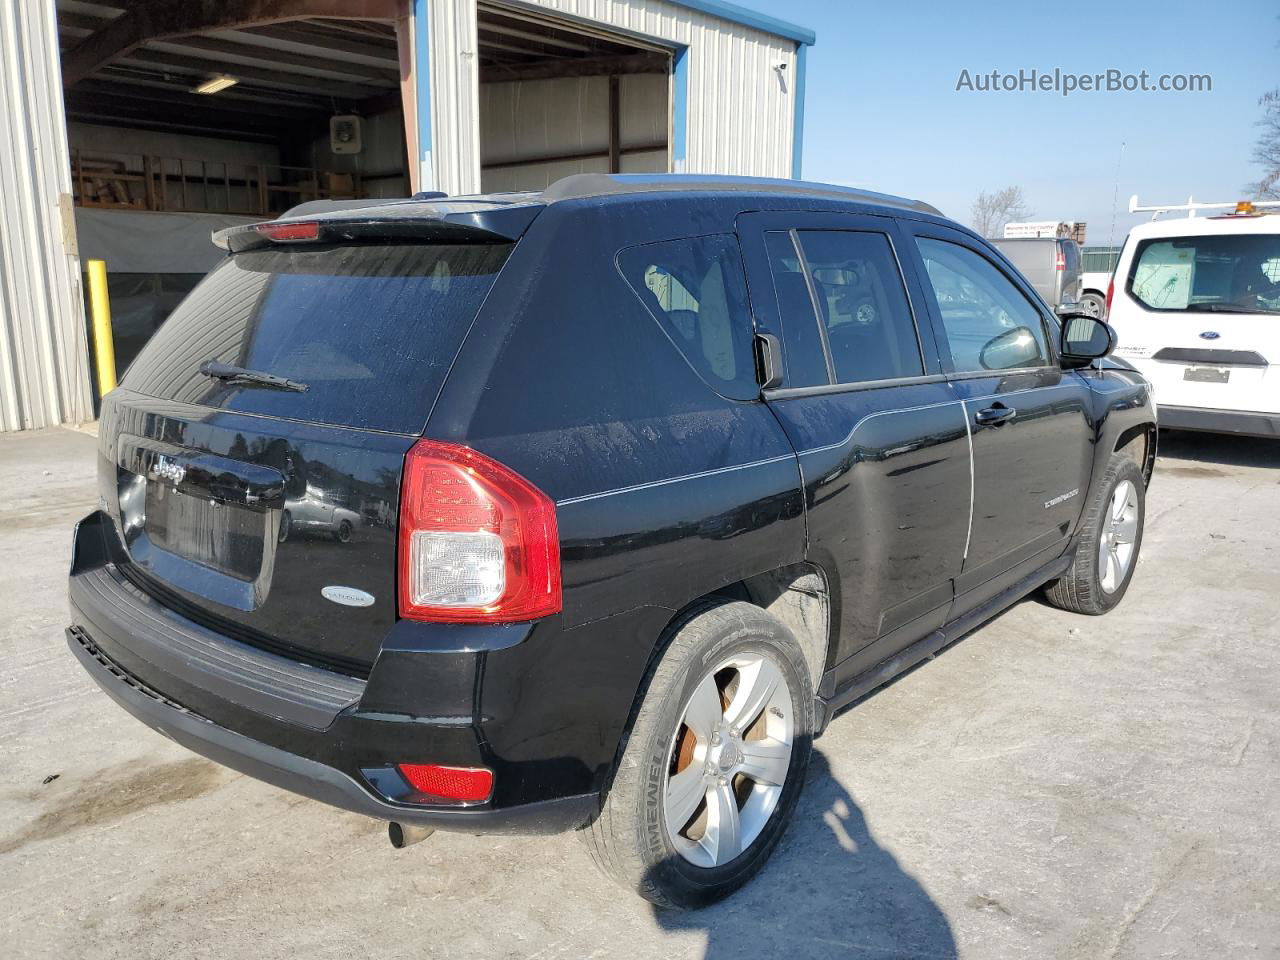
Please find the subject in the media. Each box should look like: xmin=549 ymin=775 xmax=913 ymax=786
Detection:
xmin=388 ymin=822 xmax=434 ymax=849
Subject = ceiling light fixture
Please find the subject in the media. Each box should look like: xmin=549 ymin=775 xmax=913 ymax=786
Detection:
xmin=193 ymin=74 xmax=238 ymax=95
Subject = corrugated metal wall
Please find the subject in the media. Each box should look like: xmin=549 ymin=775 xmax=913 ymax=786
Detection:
xmin=425 ymin=0 xmax=798 ymax=196
xmin=479 ymin=73 xmax=668 ymax=192
xmin=0 ymin=0 xmax=92 ymax=431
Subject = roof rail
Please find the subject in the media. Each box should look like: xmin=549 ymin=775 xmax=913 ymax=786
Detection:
xmin=541 ymin=173 xmax=941 ymax=215
xmin=1129 ymin=194 xmax=1280 ymax=220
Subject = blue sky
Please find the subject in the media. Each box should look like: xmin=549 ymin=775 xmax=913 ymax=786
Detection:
xmin=758 ymin=0 xmax=1278 ymax=244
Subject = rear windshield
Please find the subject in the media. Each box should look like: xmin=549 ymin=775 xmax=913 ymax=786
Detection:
xmin=122 ymin=242 xmax=511 ymax=433
xmin=1127 ymin=233 xmax=1280 ymax=315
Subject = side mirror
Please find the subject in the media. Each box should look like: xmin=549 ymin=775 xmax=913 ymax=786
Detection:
xmin=1058 ymin=312 xmax=1118 ymax=369
xmin=979 ymin=325 xmax=1044 ymax=370
xmin=755 ymin=332 xmax=784 ymax=389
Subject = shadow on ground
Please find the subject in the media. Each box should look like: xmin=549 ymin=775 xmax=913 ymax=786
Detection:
xmin=1157 ymin=429 xmax=1279 ymax=469
xmin=652 ymin=750 xmax=956 ymax=960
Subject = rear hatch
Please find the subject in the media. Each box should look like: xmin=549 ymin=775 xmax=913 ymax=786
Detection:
xmin=100 ymin=221 xmax=518 ymax=674
xmin=1112 ymin=228 xmax=1280 ymax=414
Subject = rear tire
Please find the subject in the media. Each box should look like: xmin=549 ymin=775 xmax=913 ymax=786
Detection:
xmin=334 ymin=519 xmax=352 ymax=543
xmin=278 ymin=511 xmax=291 ymax=543
xmin=1044 ymin=453 xmax=1145 ymax=615
xmin=581 ymin=601 xmax=815 ymax=909
xmin=1080 ymin=292 xmax=1106 ymax=318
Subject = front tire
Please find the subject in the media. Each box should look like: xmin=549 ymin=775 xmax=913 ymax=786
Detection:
xmin=582 ymin=601 xmax=814 ymax=909
xmin=1044 ymin=453 xmax=1145 ymax=614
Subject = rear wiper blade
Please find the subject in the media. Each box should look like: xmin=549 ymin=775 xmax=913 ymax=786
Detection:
xmin=199 ymin=360 xmax=308 ymax=393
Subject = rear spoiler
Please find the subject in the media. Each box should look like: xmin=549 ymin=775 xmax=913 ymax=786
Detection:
xmin=213 ymin=204 xmax=543 ymax=254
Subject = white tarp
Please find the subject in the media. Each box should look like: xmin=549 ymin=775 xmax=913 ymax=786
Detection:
xmin=74 ymin=208 xmax=256 ymax=274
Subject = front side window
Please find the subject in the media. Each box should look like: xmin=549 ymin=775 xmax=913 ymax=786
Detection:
xmin=1127 ymin=234 xmax=1280 ymax=315
xmin=916 ymin=237 xmax=1051 ymax=373
xmin=617 ymin=234 xmax=758 ymax=399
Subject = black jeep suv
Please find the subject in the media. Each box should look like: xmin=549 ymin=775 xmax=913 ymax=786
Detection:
xmin=67 ymin=174 xmax=1155 ymax=908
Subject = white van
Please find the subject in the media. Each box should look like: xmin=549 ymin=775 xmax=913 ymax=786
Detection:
xmin=1107 ymin=202 xmax=1279 ymax=438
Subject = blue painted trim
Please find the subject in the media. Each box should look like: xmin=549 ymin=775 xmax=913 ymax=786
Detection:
xmin=671 ymin=46 xmax=689 ymax=173
xmin=791 ymin=42 xmax=807 ymax=179
xmin=413 ymin=0 xmax=433 ymax=190
xmin=665 ymin=0 xmax=815 ymax=46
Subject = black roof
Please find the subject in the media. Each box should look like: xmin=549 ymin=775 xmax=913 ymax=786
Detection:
xmin=217 ymin=175 xmax=944 ymax=251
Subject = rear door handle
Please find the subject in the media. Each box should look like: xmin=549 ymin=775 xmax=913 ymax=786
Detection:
xmin=974 ymin=404 xmax=1016 ymax=426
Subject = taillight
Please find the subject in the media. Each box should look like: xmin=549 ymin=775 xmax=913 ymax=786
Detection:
xmin=1105 ymin=278 xmax=1115 ymax=317
xmin=397 ymin=439 xmax=561 ymax=623
xmin=254 ymin=221 xmax=320 ymax=242
xmin=1055 ymin=248 xmax=1066 ymax=271
xmin=397 ymin=763 xmax=493 ymax=804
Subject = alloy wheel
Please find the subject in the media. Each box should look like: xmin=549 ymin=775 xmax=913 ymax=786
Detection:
xmin=662 ymin=652 xmax=794 ymax=868
xmin=1098 ymin=479 xmax=1139 ymax=593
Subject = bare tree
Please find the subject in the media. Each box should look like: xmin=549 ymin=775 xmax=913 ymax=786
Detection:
xmin=1244 ymin=89 xmax=1280 ymax=200
xmin=970 ymin=186 xmax=1031 ymax=238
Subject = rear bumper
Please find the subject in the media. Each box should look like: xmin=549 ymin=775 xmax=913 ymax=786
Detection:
xmin=1158 ymin=405 xmax=1280 ymax=438
xmin=67 ymin=627 xmax=594 ymax=832
xmin=65 ymin=511 xmax=611 ymax=834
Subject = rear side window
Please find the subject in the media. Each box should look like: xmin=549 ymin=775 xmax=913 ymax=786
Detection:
xmin=616 ymin=235 xmax=759 ymax=400
xmin=123 ymin=243 xmax=511 ymax=434
xmin=797 ymin=231 xmax=924 ymax=384
xmin=1127 ymin=234 xmax=1280 ymax=314
xmin=763 ymin=232 xmax=831 ymax=387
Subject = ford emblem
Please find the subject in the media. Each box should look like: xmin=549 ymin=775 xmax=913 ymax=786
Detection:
xmin=321 ymin=585 xmax=375 ymax=607
xmin=1199 ymin=331 xmax=1221 ymax=340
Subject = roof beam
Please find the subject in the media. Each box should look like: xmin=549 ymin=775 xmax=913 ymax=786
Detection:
xmin=145 ymin=36 xmax=398 ymax=85
xmin=481 ymin=52 xmax=670 ymax=84
xmin=62 ymin=0 xmax=404 ymax=87
xmin=117 ymin=48 xmax=388 ymax=100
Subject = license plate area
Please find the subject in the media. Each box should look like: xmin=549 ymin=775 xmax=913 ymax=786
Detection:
xmin=1183 ymin=366 xmax=1230 ymax=383
xmin=144 ymin=480 xmax=264 ymax=582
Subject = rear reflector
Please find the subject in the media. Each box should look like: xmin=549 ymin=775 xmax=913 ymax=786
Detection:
xmin=1055 ymin=248 xmax=1066 ymax=271
xmin=397 ymin=763 xmax=494 ymax=804
xmin=398 ymin=439 xmax=561 ymax=623
xmin=254 ymin=221 xmax=320 ymax=242
xmin=1105 ymin=278 xmax=1115 ymax=317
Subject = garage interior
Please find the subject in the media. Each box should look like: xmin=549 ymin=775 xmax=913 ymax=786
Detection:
xmin=54 ymin=0 xmax=676 ymax=381
xmin=474 ymin=2 xmax=671 ymax=192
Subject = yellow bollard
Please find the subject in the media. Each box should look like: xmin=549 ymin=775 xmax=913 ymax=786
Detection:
xmin=86 ymin=259 xmax=116 ymax=397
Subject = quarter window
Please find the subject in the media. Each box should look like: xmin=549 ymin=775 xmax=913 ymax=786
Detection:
xmin=916 ymin=237 xmax=1051 ymax=373
xmin=617 ymin=235 xmax=758 ymax=399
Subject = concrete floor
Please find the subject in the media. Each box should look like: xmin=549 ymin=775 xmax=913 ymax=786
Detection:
xmin=2 ymin=426 xmax=1277 ymax=959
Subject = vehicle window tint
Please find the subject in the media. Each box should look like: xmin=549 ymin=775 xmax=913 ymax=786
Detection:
xmin=122 ymin=243 xmax=512 ymax=434
xmin=1127 ymin=234 xmax=1280 ymax=314
xmin=616 ymin=234 xmax=758 ymax=399
xmin=794 ymin=230 xmax=924 ymax=384
xmin=916 ymin=237 xmax=1051 ymax=372
xmin=763 ymin=231 xmax=830 ymax=387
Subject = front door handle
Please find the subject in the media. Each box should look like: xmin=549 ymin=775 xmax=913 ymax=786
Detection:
xmin=974 ymin=403 xmax=1016 ymax=426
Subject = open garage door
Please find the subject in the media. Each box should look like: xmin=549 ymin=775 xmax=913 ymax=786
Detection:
xmin=476 ymin=2 xmax=672 ymax=192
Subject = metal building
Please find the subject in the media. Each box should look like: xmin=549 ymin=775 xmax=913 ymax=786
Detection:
xmin=1 ymin=0 xmax=813 ymax=431
xmin=409 ymin=0 xmax=815 ymax=195
xmin=0 ymin=0 xmax=93 ymax=431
